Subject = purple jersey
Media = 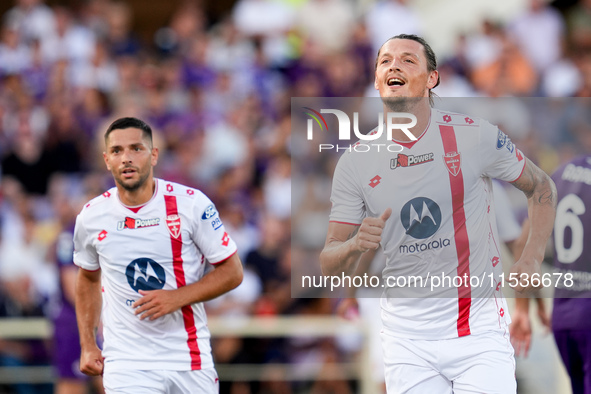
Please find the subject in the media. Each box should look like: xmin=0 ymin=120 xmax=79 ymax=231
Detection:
xmin=51 ymin=227 xmax=88 ymax=379
xmin=551 ymin=155 xmax=591 ymax=331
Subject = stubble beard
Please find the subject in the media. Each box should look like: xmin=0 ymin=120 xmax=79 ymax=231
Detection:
xmin=381 ymin=96 xmax=422 ymax=113
xmin=115 ymin=170 xmax=150 ymax=192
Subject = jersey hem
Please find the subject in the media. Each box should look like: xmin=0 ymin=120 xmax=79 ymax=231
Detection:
xmin=509 ymin=157 xmax=527 ymax=183
xmin=208 ymin=247 xmax=238 ymax=264
xmin=73 ymin=261 xmax=100 ymax=272
xmin=209 ymin=250 xmax=237 ymax=265
xmin=329 ymin=220 xmax=361 ymax=226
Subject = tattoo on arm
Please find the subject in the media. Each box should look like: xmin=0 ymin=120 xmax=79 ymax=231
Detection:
xmin=346 ymin=227 xmax=359 ymax=241
xmin=537 ymin=185 xmax=555 ymax=205
xmin=513 ymin=163 xmax=535 ymax=199
xmin=512 ymin=161 xmax=556 ymax=207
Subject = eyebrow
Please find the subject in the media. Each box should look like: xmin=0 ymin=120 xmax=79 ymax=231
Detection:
xmin=109 ymin=142 xmax=145 ymax=150
xmin=380 ymin=51 xmax=420 ymax=60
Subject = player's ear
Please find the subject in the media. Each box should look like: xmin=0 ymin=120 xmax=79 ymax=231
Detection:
xmin=151 ymin=147 xmax=159 ymax=166
xmin=103 ymin=151 xmax=111 ymax=170
xmin=427 ymin=70 xmax=439 ymax=90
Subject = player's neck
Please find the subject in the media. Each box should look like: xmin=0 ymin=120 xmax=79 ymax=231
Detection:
xmin=384 ymin=100 xmax=431 ymax=142
xmin=117 ymin=178 xmax=156 ymax=207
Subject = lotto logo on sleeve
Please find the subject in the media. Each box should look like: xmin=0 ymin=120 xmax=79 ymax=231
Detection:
xmin=221 ymin=232 xmax=230 ymax=247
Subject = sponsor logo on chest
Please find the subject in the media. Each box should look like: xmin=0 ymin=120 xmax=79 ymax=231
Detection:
xmin=390 ymin=152 xmax=434 ymax=170
xmin=117 ymin=217 xmax=161 ymax=231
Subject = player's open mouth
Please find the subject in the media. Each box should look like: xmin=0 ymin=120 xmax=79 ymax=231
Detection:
xmin=387 ymin=78 xmax=405 ymax=86
xmin=122 ymin=168 xmax=137 ymax=178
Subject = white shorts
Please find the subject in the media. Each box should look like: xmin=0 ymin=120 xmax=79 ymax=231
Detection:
xmin=381 ymin=330 xmax=516 ymax=394
xmin=103 ymin=366 xmax=219 ymax=394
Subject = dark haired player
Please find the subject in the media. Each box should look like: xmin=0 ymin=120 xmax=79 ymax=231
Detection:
xmin=74 ymin=117 xmax=243 ymax=393
xmin=320 ymin=35 xmax=556 ymax=393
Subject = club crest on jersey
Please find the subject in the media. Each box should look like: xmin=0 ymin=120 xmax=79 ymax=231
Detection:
xmin=117 ymin=217 xmax=160 ymax=231
xmin=390 ymin=152 xmax=434 ymax=170
xmin=166 ymin=214 xmax=182 ymax=238
xmin=443 ymin=151 xmax=461 ymax=176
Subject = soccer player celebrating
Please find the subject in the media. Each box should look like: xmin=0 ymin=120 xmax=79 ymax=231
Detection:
xmin=74 ymin=117 xmax=243 ymax=393
xmin=320 ymin=34 xmax=556 ymax=393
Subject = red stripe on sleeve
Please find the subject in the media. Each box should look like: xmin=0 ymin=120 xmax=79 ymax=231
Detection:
xmin=164 ymin=195 xmax=202 ymax=369
xmin=439 ymin=125 xmax=472 ymax=337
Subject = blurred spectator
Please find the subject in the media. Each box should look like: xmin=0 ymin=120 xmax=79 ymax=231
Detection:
xmin=103 ymin=1 xmax=141 ymax=57
xmin=71 ymin=40 xmax=119 ymax=93
xmin=0 ymin=26 xmax=31 ymax=76
xmin=470 ymin=29 xmax=538 ymax=96
xmin=40 ymin=6 xmax=96 ymax=65
xmin=295 ymin=0 xmax=356 ymax=54
xmin=2 ymin=123 xmax=53 ymax=195
xmin=245 ymin=214 xmax=289 ymax=296
xmin=262 ymin=153 xmax=291 ymax=220
xmin=0 ymin=194 xmax=56 ymax=394
xmin=566 ymin=0 xmax=591 ymax=51
xmin=364 ymin=0 xmax=421 ymax=53
xmin=508 ymin=0 xmax=565 ymax=74
xmin=233 ymin=0 xmax=294 ymax=65
xmin=3 ymin=0 xmax=56 ymax=45
xmin=463 ymin=20 xmax=503 ymax=71
xmin=47 ymin=186 xmax=104 ymax=394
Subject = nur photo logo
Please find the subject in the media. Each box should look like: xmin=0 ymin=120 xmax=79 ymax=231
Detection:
xmin=303 ymin=107 xmax=418 ymax=153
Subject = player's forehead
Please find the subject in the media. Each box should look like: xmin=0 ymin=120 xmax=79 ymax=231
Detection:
xmin=378 ymin=39 xmax=426 ymax=60
xmin=106 ymin=127 xmax=149 ymax=147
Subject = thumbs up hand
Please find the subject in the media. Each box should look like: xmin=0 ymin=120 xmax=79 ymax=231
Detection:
xmin=354 ymin=208 xmax=392 ymax=253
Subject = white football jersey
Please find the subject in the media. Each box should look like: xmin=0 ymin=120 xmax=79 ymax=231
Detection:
xmin=330 ymin=108 xmax=526 ymax=339
xmin=74 ymin=179 xmax=237 ymax=370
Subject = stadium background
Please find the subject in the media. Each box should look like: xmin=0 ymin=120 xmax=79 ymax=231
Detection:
xmin=0 ymin=0 xmax=589 ymax=392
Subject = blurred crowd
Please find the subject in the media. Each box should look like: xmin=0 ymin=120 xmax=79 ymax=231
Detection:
xmin=0 ymin=0 xmax=590 ymax=392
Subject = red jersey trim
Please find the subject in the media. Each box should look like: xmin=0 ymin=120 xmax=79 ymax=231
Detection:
xmin=210 ymin=250 xmax=238 ymax=265
xmin=329 ymin=220 xmax=361 ymax=226
xmin=391 ymin=111 xmax=432 ymax=149
xmin=126 ymin=205 xmax=145 ymax=213
xmin=164 ymin=195 xmax=202 ymax=370
xmin=439 ymin=125 xmax=472 ymax=337
xmin=117 ymin=180 xmax=159 ymax=213
xmin=509 ymin=157 xmax=527 ymax=183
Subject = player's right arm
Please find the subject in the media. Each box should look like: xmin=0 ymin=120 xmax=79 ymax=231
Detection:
xmin=75 ymin=267 xmax=104 ymax=376
xmin=72 ymin=210 xmax=104 ymax=376
xmin=320 ymin=209 xmax=391 ymax=276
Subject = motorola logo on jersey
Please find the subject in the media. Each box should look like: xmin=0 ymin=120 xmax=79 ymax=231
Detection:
xmin=126 ymin=258 xmax=166 ymax=293
xmin=400 ymin=197 xmax=442 ymax=239
xmin=400 ymin=198 xmax=451 ymax=254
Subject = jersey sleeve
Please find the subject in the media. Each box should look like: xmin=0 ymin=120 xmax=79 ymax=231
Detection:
xmin=73 ymin=213 xmax=100 ymax=271
xmin=191 ymin=194 xmax=237 ymax=264
xmin=479 ymin=122 xmax=526 ymax=182
xmin=328 ymin=152 xmax=366 ymax=225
